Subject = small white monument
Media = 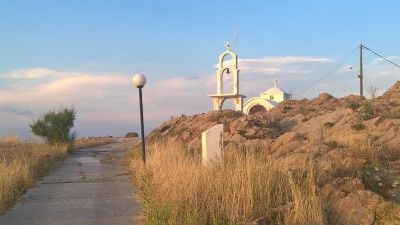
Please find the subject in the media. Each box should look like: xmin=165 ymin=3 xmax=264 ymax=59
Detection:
xmin=208 ymin=42 xmax=246 ymax=111
xmin=202 ymin=124 xmax=223 ymax=166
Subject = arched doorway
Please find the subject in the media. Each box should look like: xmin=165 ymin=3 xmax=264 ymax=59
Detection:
xmin=248 ymin=104 xmax=267 ymax=115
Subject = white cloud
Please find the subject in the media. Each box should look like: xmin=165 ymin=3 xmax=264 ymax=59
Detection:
xmin=371 ymin=56 xmax=400 ymax=64
xmin=1 ymin=68 xmax=84 ymax=79
xmin=0 ymin=68 xmax=211 ymax=137
xmin=1 ymin=56 xmax=398 ymax=137
xmin=210 ymin=55 xmax=399 ymax=100
xmin=240 ymin=56 xmax=331 ymax=64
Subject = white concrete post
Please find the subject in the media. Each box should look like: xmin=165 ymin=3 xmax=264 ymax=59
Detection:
xmin=202 ymin=124 xmax=223 ymax=166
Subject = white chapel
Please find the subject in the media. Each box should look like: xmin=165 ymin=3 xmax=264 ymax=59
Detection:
xmin=243 ymin=78 xmax=291 ymax=115
xmin=208 ymin=42 xmax=291 ymax=115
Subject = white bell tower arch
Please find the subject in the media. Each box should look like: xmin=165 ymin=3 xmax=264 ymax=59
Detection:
xmin=208 ymin=42 xmax=246 ymax=111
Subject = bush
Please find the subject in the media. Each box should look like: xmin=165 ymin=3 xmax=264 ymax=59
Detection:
xmin=327 ymin=140 xmax=338 ymax=149
xmin=363 ymin=102 xmax=374 ymax=120
xmin=324 ymin=122 xmax=334 ymax=128
xmin=160 ymin=125 xmax=171 ymax=133
xmin=237 ymin=129 xmax=247 ymax=136
xmin=349 ymin=102 xmax=361 ymax=110
xmin=30 ymin=106 xmax=77 ymax=144
xmin=351 ymin=123 xmax=366 ymax=131
xmin=283 ymin=106 xmax=293 ymax=113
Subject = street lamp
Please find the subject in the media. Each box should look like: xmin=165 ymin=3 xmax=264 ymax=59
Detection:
xmin=133 ymin=73 xmax=147 ymax=164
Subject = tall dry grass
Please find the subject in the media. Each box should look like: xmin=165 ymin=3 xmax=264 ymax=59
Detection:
xmin=334 ymin=133 xmax=400 ymax=174
xmin=0 ymin=135 xmax=69 ymax=213
xmin=128 ymin=140 xmax=325 ymax=224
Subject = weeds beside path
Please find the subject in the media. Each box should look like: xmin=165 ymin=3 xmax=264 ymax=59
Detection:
xmin=0 ymin=135 xmax=126 ymax=214
xmin=127 ymin=140 xmax=324 ymax=224
xmin=0 ymin=135 xmax=69 ymax=213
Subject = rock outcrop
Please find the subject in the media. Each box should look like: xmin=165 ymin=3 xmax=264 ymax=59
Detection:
xmin=124 ymin=132 xmax=139 ymax=138
xmin=145 ymin=81 xmax=400 ymax=223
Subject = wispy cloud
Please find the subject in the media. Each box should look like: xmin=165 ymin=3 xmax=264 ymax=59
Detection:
xmin=0 ymin=55 xmax=398 ymax=137
xmin=371 ymin=56 xmax=400 ymax=64
xmin=185 ymin=75 xmax=202 ymax=80
xmin=1 ymin=107 xmax=33 ymax=116
xmin=0 ymin=68 xmax=209 ymax=137
xmin=1 ymin=68 xmax=84 ymax=79
xmin=211 ymin=55 xmax=398 ymax=99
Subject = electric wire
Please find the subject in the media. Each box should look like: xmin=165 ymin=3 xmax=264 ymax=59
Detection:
xmin=293 ymin=45 xmax=360 ymax=99
xmin=363 ymin=45 xmax=400 ymax=68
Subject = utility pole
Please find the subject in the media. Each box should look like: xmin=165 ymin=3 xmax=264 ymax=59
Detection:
xmin=358 ymin=44 xmax=363 ymax=96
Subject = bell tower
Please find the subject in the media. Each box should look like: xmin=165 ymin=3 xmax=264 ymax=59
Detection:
xmin=208 ymin=42 xmax=246 ymax=111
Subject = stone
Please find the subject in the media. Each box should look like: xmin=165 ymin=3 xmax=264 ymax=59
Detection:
xmin=202 ymin=124 xmax=223 ymax=166
xmin=124 ymin=132 xmax=138 ymax=138
xmin=329 ymin=190 xmax=384 ymax=225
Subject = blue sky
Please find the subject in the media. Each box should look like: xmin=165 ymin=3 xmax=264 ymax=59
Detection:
xmin=1 ymin=0 xmax=399 ymax=138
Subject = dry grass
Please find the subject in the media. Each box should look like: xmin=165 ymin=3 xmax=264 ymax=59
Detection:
xmin=334 ymin=134 xmax=400 ymax=173
xmin=127 ymin=140 xmax=325 ymax=224
xmin=0 ymin=135 xmax=69 ymax=213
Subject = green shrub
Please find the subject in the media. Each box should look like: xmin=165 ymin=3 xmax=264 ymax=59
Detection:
xmin=160 ymin=125 xmax=171 ymax=133
xmin=363 ymin=102 xmax=374 ymax=120
xmin=352 ymin=123 xmax=366 ymax=131
xmin=30 ymin=106 xmax=77 ymax=144
xmin=349 ymin=102 xmax=361 ymax=110
xmin=283 ymin=106 xmax=293 ymax=111
xmin=328 ymin=140 xmax=338 ymax=149
xmin=324 ymin=122 xmax=334 ymax=128
xmin=237 ymin=130 xmax=247 ymax=136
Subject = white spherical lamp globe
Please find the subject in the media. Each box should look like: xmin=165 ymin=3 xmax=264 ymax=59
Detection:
xmin=133 ymin=73 xmax=146 ymax=87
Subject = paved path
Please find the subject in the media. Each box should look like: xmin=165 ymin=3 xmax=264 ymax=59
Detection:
xmin=0 ymin=140 xmax=142 ymax=225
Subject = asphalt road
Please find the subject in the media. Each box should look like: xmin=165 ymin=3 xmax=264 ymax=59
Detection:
xmin=0 ymin=140 xmax=142 ymax=225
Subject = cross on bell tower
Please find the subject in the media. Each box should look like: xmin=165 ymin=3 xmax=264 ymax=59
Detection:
xmin=225 ymin=41 xmax=231 ymax=51
xmin=208 ymin=42 xmax=246 ymax=111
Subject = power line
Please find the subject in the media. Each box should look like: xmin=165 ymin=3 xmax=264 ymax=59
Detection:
xmin=293 ymin=45 xmax=359 ymax=99
xmin=363 ymin=45 xmax=400 ymax=68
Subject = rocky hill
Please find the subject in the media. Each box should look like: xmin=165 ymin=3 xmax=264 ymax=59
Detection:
xmin=146 ymin=81 xmax=400 ymax=224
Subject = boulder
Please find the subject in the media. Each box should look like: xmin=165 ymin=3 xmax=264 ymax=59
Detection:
xmin=329 ymin=190 xmax=384 ymax=225
xmin=124 ymin=132 xmax=139 ymax=138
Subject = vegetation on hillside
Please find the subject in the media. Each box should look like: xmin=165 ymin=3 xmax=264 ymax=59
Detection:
xmin=127 ymin=81 xmax=400 ymax=224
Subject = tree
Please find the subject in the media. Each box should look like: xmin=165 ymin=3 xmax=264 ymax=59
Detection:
xmin=30 ymin=106 xmax=77 ymax=144
xmin=366 ymin=83 xmax=378 ymax=100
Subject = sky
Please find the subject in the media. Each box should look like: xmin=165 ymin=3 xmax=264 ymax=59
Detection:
xmin=1 ymin=0 xmax=399 ymax=138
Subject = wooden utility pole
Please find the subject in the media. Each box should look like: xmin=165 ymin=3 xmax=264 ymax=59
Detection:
xmin=359 ymin=44 xmax=363 ymax=96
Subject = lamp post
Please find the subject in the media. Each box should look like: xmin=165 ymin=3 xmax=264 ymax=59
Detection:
xmin=133 ymin=73 xmax=147 ymax=164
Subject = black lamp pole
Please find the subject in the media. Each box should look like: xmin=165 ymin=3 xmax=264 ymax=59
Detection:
xmin=138 ymin=86 xmax=146 ymax=164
